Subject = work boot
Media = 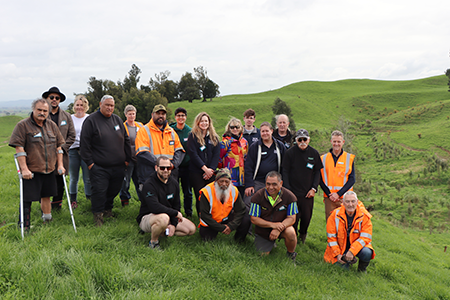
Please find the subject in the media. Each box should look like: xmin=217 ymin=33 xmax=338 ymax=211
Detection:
xmin=93 ymin=212 xmax=104 ymax=227
xmin=103 ymin=209 xmax=114 ymax=218
xmin=70 ymin=194 xmax=78 ymax=209
xmin=121 ymin=198 xmax=129 ymax=207
xmin=299 ymin=233 xmax=307 ymax=244
xmin=357 ymin=260 xmax=370 ymax=273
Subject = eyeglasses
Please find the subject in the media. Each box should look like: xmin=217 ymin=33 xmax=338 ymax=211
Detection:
xmin=230 ymin=126 xmax=240 ymax=130
xmin=297 ymin=137 xmax=308 ymax=142
xmin=49 ymin=96 xmax=60 ymax=100
xmin=158 ymin=166 xmax=172 ymax=170
xmin=175 ymin=114 xmax=186 ymax=117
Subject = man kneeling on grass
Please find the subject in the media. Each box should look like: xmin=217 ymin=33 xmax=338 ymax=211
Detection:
xmin=249 ymin=171 xmax=298 ymax=261
xmin=324 ymin=191 xmax=375 ymax=272
xmin=198 ymin=168 xmax=250 ymax=242
xmin=136 ymin=156 xmax=196 ymax=250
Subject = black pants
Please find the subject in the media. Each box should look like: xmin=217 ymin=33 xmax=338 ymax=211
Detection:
xmin=294 ymin=195 xmax=314 ymax=235
xmin=51 ymin=174 xmax=64 ymax=208
xmin=89 ymin=164 xmax=125 ymax=213
xmin=199 ymin=211 xmax=251 ymax=242
xmin=190 ymin=172 xmax=214 ymax=217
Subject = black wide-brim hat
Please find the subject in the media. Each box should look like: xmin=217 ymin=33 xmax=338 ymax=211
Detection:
xmin=42 ymin=86 xmax=66 ymax=102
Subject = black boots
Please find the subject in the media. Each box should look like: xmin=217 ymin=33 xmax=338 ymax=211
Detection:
xmin=358 ymin=260 xmax=370 ymax=272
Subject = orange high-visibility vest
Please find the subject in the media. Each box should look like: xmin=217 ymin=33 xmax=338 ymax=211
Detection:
xmin=135 ymin=119 xmax=184 ymax=159
xmin=123 ymin=121 xmax=144 ymax=137
xmin=324 ymin=204 xmax=375 ymax=264
xmin=199 ymin=182 xmax=238 ymax=227
xmin=321 ymin=151 xmax=355 ymax=198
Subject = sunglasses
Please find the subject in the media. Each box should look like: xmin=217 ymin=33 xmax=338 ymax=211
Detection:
xmin=175 ymin=114 xmax=186 ymax=117
xmin=297 ymin=137 xmax=308 ymax=142
xmin=158 ymin=166 xmax=173 ymax=170
xmin=230 ymin=126 xmax=240 ymax=130
xmin=49 ymin=96 xmax=60 ymax=100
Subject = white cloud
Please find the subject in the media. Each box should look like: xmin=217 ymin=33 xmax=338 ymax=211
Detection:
xmin=0 ymin=0 xmax=449 ymax=101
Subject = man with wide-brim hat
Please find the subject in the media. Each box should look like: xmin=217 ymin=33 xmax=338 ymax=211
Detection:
xmin=42 ymin=86 xmax=75 ymax=210
xmin=135 ymin=104 xmax=185 ymax=186
xmin=198 ymin=168 xmax=250 ymax=242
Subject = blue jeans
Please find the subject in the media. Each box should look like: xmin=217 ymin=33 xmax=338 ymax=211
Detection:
xmin=69 ymin=148 xmax=91 ymax=199
xmin=119 ymin=160 xmax=141 ymax=201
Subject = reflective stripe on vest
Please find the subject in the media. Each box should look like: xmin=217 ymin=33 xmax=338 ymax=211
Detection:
xmin=137 ymin=125 xmax=176 ymax=159
xmin=360 ymin=232 xmax=372 ymax=239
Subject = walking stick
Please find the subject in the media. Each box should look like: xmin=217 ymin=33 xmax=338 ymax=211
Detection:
xmin=13 ymin=154 xmax=24 ymax=240
xmin=62 ymin=174 xmax=77 ymax=232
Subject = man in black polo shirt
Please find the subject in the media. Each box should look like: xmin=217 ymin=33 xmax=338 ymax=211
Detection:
xmin=282 ymin=129 xmax=323 ymax=243
xmin=249 ymin=171 xmax=298 ymax=260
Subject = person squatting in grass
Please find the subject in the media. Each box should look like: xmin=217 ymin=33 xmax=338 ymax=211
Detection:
xmin=198 ymin=168 xmax=250 ymax=243
xmin=249 ymin=171 xmax=298 ymax=261
xmin=137 ymin=156 xmax=196 ymax=250
xmin=9 ymin=98 xmax=65 ymax=229
xmin=324 ymin=191 xmax=375 ymax=272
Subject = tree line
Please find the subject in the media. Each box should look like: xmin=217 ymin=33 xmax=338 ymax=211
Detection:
xmin=70 ymin=64 xmax=220 ymax=122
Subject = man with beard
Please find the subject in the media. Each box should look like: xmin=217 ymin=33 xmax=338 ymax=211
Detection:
xmin=80 ymin=95 xmax=132 ymax=226
xmin=137 ymin=156 xmax=196 ymax=250
xmin=198 ymin=168 xmax=250 ymax=242
xmin=249 ymin=171 xmax=298 ymax=260
xmin=42 ymin=87 xmax=76 ymax=210
xmin=135 ymin=104 xmax=185 ymax=186
xmin=9 ymin=98 xmax=65 ymax=229
xmin=282 ymin=129 xmax=323 ymax=244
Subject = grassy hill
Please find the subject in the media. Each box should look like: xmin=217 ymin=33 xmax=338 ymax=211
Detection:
xmin=1 ymin=76 xmax=450 ymax=299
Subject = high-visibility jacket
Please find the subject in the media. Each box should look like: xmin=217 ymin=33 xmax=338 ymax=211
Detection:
xmin=321 ymin=151 xmax=355 ymax=198
xmin=135 ymin=119 xmax=183 ymax=160
xmin=199 ymin=182 xmax=239 ymax=227
xmin=123 ymin=121 xmax=144 ymax=138
xmin=324 ymin=204 xmax=375 ymax=263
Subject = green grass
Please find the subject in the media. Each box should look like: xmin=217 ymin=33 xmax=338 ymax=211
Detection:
xmin=2 ymin=76 xmax=450 ymax=299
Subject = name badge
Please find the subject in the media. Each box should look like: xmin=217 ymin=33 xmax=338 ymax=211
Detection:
xmin=338 ymin=162 xmax=344 ymax=165
xmin=114 ymin=125 xmax=120 ymax=131
xmin=169 ymin=140 xmax=175 ymax=145
xmin=33 ymin=132 xmax=42 ymax=138
xmin=308 ymin=157 xmax=314 ymax=160
xmin=261 ymin=151 xmax=267 ymax=155
xmin=61 ymin=120 xmax=67 ymax=126
xmin=184 ymin=138 xmax=188 ymax=142
xmin=307 ymin=163 xmax=313 ymax=169
xmin=278 ymin=206 xmax=286 ymax=211
xmin=167 ymin=194 xmax=174 ymax=199
xmin=200 ymin=145 xmax=206 ymax=151
xmin=222 ymin=216 xmax=229 ymax=222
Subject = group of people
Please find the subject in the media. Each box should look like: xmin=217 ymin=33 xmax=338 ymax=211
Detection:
xmin=9 ymin=88 xmax=375 ymax=272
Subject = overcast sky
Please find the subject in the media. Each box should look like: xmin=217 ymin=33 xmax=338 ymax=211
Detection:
xmin=1 ymin=0 xmax=449 ymax=102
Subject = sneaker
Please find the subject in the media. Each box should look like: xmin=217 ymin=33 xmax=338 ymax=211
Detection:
xmin=71 ymin=201 xmax=78 ymax=209
xmin=149 ymin=241 xmax=162 ymax=250
xmin=287 ymin=251 xmax=297 ymax=261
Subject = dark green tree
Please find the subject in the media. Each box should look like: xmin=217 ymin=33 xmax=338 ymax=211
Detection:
xmin=194 ymin=66 xmax=209 ymax=102
xmin=271 ymin=97 xmax=296 ymax=132
xmin=203 ymin=79 xmax=220 ymax=100
xmin=121 ymin=64 xmax=141 ymax=92
xmin=178 ymin=72 xmax=200 ymax=102
xmin=119 ymin=88 xmax=168 ymax=123
xmin=85 ymin=77 xmax=123 ymax=113
xmin=149 ymin=71 xmax=179 ymax=103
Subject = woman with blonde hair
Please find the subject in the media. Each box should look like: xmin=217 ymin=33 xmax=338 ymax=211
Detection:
xmin=219 ymin=117 xmax=248 ymax=197
xmin=68 ymin=95 xmax=91 ymax=208
xmin=187 ymin=112 xmax=220 ymax=217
